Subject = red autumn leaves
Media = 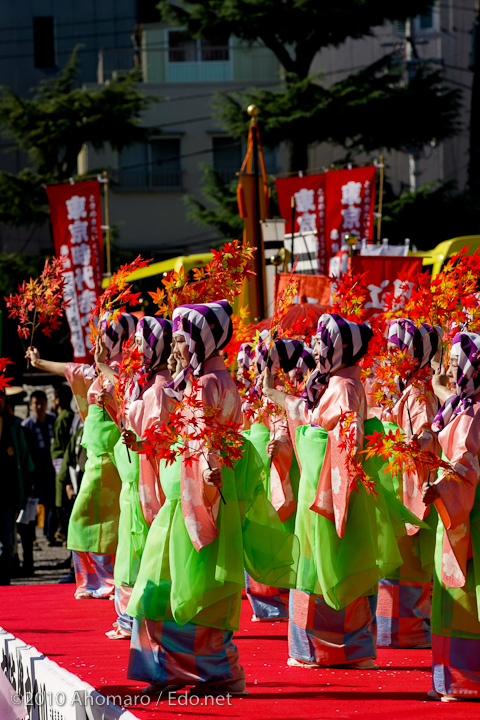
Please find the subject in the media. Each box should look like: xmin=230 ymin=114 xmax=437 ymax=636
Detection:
xmin=5 ymin=256 xmax=68 ymax=344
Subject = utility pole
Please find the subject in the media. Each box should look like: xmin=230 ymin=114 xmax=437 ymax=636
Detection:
xmin=469 ymin=1 xmax=480 ymax=201
xmin=405 ymin=17 xmax=420 ymax=193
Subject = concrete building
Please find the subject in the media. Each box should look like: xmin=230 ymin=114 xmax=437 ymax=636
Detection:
xmin=0 ymin=1 xmax=476 ymax=256
xmin=309 ymin=1 xmax=475 ymax=197
xmin=0 ymin=0 xmax=139 ymax=254
xmin=83 ymin=27 xmax=283 ymax=255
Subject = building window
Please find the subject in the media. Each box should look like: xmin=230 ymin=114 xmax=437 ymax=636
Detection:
xmin=393 ymin=4 xmax=437 ymax=37
xmin=168 ymin=30 xmax=229 ymax=62
xmin=418 ymin=5 xmax=436 ymax=32
xmin=150 ymin=138 xmax=182 ymax=187
xmin=212 ymin=136 xmax=277 ymax=183
xmin=168 ymin=31 xmax=197 ymax=62
xmin=212 ymin=137 xmax=243 ymax=183
xmin=200 ymin=37 xmax=229 ymax=62
xmin=119 ymin=139 xmax=182 ymax=189
xmin=33 ymin=17 xmax=55 ymax=68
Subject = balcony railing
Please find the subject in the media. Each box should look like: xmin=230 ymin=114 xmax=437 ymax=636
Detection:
xmin=97 ymin=42 xmax=280 ymax=84
xmin=215 ymin=166 xmax=278 ymax=183
xmin=112 ymin=169 xmax=183 ymax=190
xmin=97 ymin=48 xmax=140 ymax=84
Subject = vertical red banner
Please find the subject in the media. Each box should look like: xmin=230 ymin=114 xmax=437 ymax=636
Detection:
xmin=275 ymin=166 xmax=376 ymax=275
xmin=324 ymin=166 xmax=376 ymax=261
xmin=275 ymin=175 xmax=327 ymax=272
xmin=46 ymin=180 xmax=104 ymax=362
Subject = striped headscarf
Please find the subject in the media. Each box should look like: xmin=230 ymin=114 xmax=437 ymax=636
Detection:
xmin=131 ymin=316 xmax=173 ymax=401
xmin=302 ymin=313 xmax=373 ymax=410
xmin=295 ymin=344 xmax=316 ymax=384
xmin=388 ymin=318 xmax=443 ymax=394
xmin=165 ymin=300 xmax=233 ymax=401
xmin=432 ymin=332 xmax=480 ymax=433
xmin=100 ymin=312 xmax=138 ymax=359
xmin=388 ymin=319 xmax=442 ymax=370
xmin=254 ymin=335 xmax=305 ymax=377
xmin=237 ymin=342 xmax=253 ymax=388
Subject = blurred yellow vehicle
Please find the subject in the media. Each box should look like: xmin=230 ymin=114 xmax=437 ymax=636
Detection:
xmin=409 ymin=236 xmax=480 ymax=278
xmin=101 ymin=252 xmax=213 ymax=289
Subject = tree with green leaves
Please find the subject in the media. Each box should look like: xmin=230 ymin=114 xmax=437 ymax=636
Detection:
xmin=162 ymin=1 xmax=465 ymax=244
xmin=157 ymin=1 xmax=458 ymax=171
xmin=381 ymin=182 xmax=480 ymax=251
xmin=0 ymin=46 xmax=156 ymax=228
xmin=184 ymin=165 xmax=244 ymax=239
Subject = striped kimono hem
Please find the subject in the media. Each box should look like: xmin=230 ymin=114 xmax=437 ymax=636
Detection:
xmin=127 ymin=617 xmax=244 ymax=686
xmin=376 ymin=577 xmax=431 ymax=648
xmin=244 ymin=571 xmax=289 ymax=621
xmin=72 ymin=550 xmax=115 ymax=599
xmin=288 ymin=589 xmax=377 ymax=666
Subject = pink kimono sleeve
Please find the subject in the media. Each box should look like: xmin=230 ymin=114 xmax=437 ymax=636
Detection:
xmin=264 ymin=403 xmax=295 ymax=523
xmin=128 ymin=372 xmax=173 ymax=524
xmin=435 ymin=408 xmax=480 ymax=587
xmin=393 ymin=384 xmax=439 ymax=528
xmin=87 ymin=374 xmax=118 ymax=425
xmin=285 ymin=395 xmax=310 ymax=471
xmin=180 ymin=375 xmax=237 ymax=552
xmin=310 ymin=379 xmax=365 ymax=539
xmin=64 ymin=362 xmax=94 ymax=422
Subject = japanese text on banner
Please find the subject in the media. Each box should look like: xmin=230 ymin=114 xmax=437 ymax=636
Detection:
xmin=45 ymin=180 xmax=104 ymax=363
xmin=275 ymin=166 xmax=376 ymax=276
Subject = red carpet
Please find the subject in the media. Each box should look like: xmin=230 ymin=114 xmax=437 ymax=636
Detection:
xmin=0 ymin=584 xmax=478 ymax=719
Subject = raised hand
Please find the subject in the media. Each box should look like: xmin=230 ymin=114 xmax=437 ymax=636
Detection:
xmin=94 ymin=338 xmax=108 ymax=365
xmin=25 ymin=346 xmax=40 ymax=366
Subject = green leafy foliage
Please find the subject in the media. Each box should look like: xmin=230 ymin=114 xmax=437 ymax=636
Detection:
xmin=0 ymin=253 xmax=47 ymax=297
xmin=0 ymin=46 xmax=157 ymax=227
xmin=157 ymin=1 xmax=436 ymax=76
xmin=184 ymin=165 xmax=244 ymax=239
xmin=175 ymin=1 xmax=462 ymax=240
xmin=382 ymin=181 xmax=480 ymax=251
xmin=214 ymin=58 xmax=460 ymax=163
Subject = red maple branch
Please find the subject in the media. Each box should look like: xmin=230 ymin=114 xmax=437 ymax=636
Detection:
xmin=4 ymin=256 xmax=68 ymax=346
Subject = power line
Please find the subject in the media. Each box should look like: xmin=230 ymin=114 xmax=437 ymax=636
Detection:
xmin=141 ymin=66 xmax=373 ymax=106
xmin=443 ymin=76 xmax=473 ymax=91
xmin=443 ymin=63 xmax=474 ymax=75
xmin=437 ymin=3 xmax=476 ymax=13
xmin=158 ymin=80 xmax=284 ymax=104
xmin=118 ymin=140 xmax=242 ymax=171
xmin=0 ymin=3 xmax=476 ymax=38
xmin=0 ymin=14 xmax=139 ymax=35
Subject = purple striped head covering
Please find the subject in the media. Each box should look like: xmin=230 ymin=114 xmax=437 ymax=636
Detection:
xmin=100 ymin=312 xmax=138 ymax=359
xmin=432 ymin=332 xmax=480 ymax=433
xmin=237 ymin=342 xmax=253 ymax=388
xmin=388 ymin=318 xmax=443 ymax=394
xmin=254 ymin=335 xmax=305 ymax=377
xmin=388 ymin=319 xmax=442 ymax=370
xmin=165 ymin=300 xmax=233 ymax=401
xmin=295 ymin=345 xmax=316 ymax=384
xmin=136 ymin=316 xmax=172 ymax=370
xmin=131 ymin=316 xmax=173 ymax=401
xmin=302 ymin=313 xmax=373 ymax=410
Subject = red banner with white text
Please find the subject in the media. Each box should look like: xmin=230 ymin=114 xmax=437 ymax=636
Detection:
xmin=272 ymin=258 xmax=423 ymax=318
xmin=350 ymin=255 xmax=423 ymax=317
xmin=46 ymin=180 xmax=104 ymax=363
xmin=275 ymin=166 xmax=376 ymax=275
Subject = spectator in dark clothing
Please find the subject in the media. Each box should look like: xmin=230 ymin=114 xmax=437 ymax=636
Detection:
xmin=21 ymin=391 xmax=57 ymax=560
xmin=56 ymin=416 xmax=85 ymax=582
xmin=57 ymin=414 xmax=85 ymax=504
xmin=0 ymin=389 xmax=34 ymax=584
xmin=51 ymin=384 xmax=74 ymax=540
